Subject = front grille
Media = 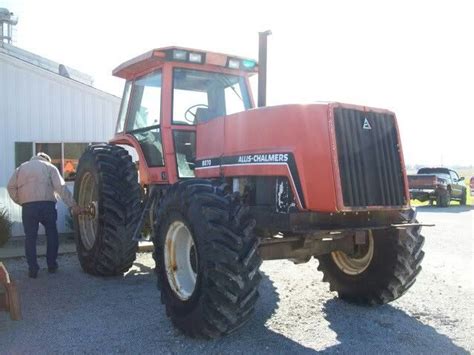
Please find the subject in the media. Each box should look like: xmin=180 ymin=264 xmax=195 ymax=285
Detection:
xmin=334 ymin=108 xmax=405 ymax=207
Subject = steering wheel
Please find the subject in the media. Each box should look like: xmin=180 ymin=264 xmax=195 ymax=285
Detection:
xmin=184 ymin=104 xmax=208 ymax=124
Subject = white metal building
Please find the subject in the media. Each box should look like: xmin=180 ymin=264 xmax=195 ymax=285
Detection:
xmin=0 ymin=41 xmax=120 ymax=236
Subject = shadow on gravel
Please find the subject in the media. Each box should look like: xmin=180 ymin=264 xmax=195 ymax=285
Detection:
xmin=0 ymin=258 xmax=279 ymax=353
xmin=11 ymin=256 xmax=468 ymax=354
xmin=122 ymin=265 xmax=315 ymax=353
xmin=415 ymin=205 xmax=473 ymax=214
xmin=200 ymin=270 xmax=316 ymax=353
xmin=322 ymin=299 xmax=469 ymax=354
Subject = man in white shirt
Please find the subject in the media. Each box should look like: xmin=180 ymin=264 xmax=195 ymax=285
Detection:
xmin=7 ymin=152 xmax=84 ymax=278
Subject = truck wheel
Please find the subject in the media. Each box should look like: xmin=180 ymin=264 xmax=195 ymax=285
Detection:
xmin=316 ymin=211 xmax=425 ymax=304
xmin=154 ymin=180 xmax=262 ymax=338
xmin=438 ymin=190 xmax=451 ymax=207
xmin=74 ymin=144 xmax=141 ymax=276
xmin=460 ymin=189 xmax=467 ymax=205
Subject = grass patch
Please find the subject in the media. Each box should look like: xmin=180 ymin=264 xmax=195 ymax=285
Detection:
xmin=0 ymin=206 xmax=13 ymax=247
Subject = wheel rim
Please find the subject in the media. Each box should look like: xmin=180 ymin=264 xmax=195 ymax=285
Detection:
xmin=331 ymin=231 xmax=374 ymax=275
xmin=164 ymin=221 xmax=198 ymax=301
xmin=78 ymin=172 xmax=98 ymax=251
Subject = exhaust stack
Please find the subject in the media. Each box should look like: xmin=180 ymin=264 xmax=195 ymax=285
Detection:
xmin=258 ymin=30 xmax=272 ymax=107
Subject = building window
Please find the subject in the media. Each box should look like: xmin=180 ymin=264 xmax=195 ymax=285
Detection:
xmin=64 ymin=143 xmax=89 ymax=181
xmin=15 ymin=142 xmax=92 ymax=181
xmin=35 ymin=143 xmax=62 ymax=174
xmin=15 ymin=142 xmax=33 ymax=168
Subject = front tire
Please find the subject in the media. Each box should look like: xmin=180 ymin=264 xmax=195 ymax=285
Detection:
xmin=154 ymin=180 xmax=262 ymax=338
xmin=74 ymin=144 xmax=141 ymax=276
xmin=437 ymin=190 xmax=451 ymax=207
xmin=460 ymin=189 xmax=467 ymax=205
xmin=317 ymin=210 xmax=425 ymax=304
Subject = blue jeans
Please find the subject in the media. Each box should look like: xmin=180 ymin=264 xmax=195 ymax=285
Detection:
xmin=22 ymin=201 xmax=59 ymax=272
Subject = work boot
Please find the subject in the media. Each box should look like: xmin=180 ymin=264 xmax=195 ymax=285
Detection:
xmin=48 ymin=266 xmax=58 ymax=273
xmin=28 ymin=269 xmax=38 ymax=279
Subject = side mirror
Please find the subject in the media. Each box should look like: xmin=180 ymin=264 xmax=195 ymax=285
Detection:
xmin=458 ymin=177 xmax=465 ymax=182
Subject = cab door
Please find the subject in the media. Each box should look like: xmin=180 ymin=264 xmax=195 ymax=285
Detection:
xmin=112 ymin=69 xmax=167 ymax=185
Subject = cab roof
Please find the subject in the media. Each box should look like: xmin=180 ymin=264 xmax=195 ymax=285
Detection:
xmin=113 ymin=46 xmax=258 ymax=79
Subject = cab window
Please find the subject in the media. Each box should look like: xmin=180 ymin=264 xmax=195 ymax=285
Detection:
xmin=116 ymin=81 xmax=131 ymax=133
xmin=127 ymin=71 xmax=162 ymax=130
xmin=126 ymin=70 xmax=164 ymax=167
xmin=172 ymin=68 xmax=251 ymax=125
xmin=174 ymin=131 xmax=196 ymax=178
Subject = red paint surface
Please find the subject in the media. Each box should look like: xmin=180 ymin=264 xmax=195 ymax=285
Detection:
xmin=196 ymin=104 xmax=339 ymax=211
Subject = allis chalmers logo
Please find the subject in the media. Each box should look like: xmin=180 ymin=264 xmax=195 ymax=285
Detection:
xmin=363 ymin=117 xmax=372 ymax=130
xmin=238 ymin=153 xmax=289 ymax=164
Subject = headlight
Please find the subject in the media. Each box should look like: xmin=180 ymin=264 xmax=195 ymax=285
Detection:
xmin=228 ymin=58 xmax=240 ymax=69
xmin=172 ymin=49 xmax=187 ymax=61
xmin=189 ymin=52 xmax=203 ymax=63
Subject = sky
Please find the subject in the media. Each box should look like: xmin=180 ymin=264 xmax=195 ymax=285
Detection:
xmin=2 ymin=0 xmax=473 ymax=166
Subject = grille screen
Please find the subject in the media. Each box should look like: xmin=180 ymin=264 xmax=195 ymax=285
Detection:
xmin=334 ymin=108 xmax=405 ymax=207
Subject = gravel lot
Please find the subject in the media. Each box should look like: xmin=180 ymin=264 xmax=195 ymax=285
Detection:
xmin=1 ymin=206 xmax=472 ymax=354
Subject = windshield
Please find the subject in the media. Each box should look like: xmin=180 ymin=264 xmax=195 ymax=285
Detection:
xmin=172 ymin=68 xmax=251 ymax=125
xmin=417 ymin=168 xmax=449 ymax=175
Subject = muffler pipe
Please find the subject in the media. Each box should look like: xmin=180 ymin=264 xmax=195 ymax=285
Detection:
xmin=258 ymin=30 xmax=272 ymax=107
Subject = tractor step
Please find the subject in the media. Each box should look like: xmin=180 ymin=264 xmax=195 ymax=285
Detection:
xmin=0 ymin=262 xmax=22 ymax=320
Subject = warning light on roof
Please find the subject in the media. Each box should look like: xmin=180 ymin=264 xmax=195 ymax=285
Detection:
xmin=228 ymin=59 xmax=240 ymax=69
xmin=242 ymin=59 xmax=256 ymax=69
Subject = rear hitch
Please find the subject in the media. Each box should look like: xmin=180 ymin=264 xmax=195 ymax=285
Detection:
xmin=391 ymin=223 xmax=435 ymax=229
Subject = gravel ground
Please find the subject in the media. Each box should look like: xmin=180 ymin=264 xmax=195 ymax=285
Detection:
xmin=0 ymin=206 xmax=472 ymax=354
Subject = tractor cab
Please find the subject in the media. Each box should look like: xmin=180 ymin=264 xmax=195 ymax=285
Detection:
xmin=110 ymin=47 xmax=257 ymax=185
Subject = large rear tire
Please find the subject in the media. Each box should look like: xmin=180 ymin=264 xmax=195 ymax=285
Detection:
xmin=74 ymin=144 xmax=141 ymax=276
xmin=154 ymin=180 xmax=262 ymax=338
xmin=316 ymin=210 xmax=425 ymax=304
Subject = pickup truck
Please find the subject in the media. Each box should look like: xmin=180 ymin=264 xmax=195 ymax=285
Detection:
xmin=408 ymin=167 xmax=467 ymax=207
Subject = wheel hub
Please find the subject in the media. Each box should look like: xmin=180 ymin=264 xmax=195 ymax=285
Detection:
xmin=331 ymin=231 xmax=374 ymax=275
xmin=84 ymin=202 xmax=97 ymax=219
xmin=78 ymin=172 xmax=99 ymax=251
xmin=164 ymin=221 xmax=198 ymax=301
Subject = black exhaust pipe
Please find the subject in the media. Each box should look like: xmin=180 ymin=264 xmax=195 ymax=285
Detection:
xmin=258 ymin=30 xmax=272 ymax=107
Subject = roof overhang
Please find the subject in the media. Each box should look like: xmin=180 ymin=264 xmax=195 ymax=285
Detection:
xmin=112 ymin=46 xmax=258 ymax=79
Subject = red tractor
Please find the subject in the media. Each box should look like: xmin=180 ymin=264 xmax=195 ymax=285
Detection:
xmin=74 ymin=36 xmax=425 ymax=338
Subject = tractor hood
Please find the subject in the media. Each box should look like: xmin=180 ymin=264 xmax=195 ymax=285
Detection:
xmin=196 ymin=103 xmax=339 ymax=211
xmin=195 ymin=103 xmax=408 ymax=213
